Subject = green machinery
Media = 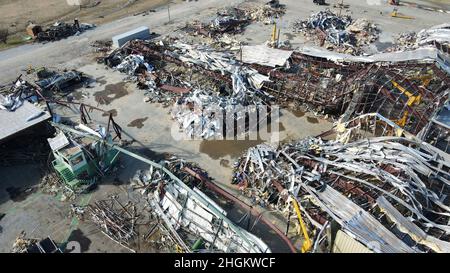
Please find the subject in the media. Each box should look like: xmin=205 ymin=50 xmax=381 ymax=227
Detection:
xmin=47 ymin=127 xmax=120 ymax=193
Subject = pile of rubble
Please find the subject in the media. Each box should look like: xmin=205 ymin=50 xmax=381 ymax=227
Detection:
xmin=100 ymin=34 xmax=449 ymax=140
xmin=240 ymin=0 xmax=286 ymax=25
xmin=35 ymin=21 xmax=95 ymax=43
xmin=0 ymin=78 xmax=40 ymax=111
xmin=166 ymin=43 xmax=270 ymax=138
xmin=184 ymin=1 xmax=286 ymax=38
xmin=129 ymin=155 xmax=271 ymax=253
xmin=12 ymin=231 xmax=39 ymax=253
xmin=233 ymin=135 xmax=450 ymax=252
xmin=292 ymin=10 xmax=379 ymax=55
xmin=35 ymin=70 xmax=83 ymax=92
xmin=88 ymin=196 xmax=139 ymax=252
xmin=0 ymin=69 xmax=84 ymax=111
xmin=385 ymin=23 xmax=450 ymax=52
xmin=40 ymin=172 xmax=76 ymax=201
xmin=385 ymin=31 xmax=418 ymax=52
xmin=12 ymin=231 xmax=61 ymax=253
xmin=91 ymin=40 xmax=114 ymax=62
xmin=104 ymin=39 xmax=272 ymax=139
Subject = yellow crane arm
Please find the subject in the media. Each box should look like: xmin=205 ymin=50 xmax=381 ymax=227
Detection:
xmin=291 ymin=197 xmax=312 ymax=253
xmin=391 ymin=80 xmax=421 ymax=106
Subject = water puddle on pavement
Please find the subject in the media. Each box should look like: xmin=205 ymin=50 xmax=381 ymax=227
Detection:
xmin=127 ymin=117 xmax=148 ymax=129
xmin=94 ymin=82 xmax=128 ymax=105
xmin=306 ymin=117 xmax=319 ymax=124
xmin=96 ymin=76 xmax=107 ymax=86
xmin=102 ymin=109 xmax=118 ymax=117
xmin=200 ymin=139 xmax=265 ymax=160
xmin=290 ymin=109 xmax=306 ymax=118
xmin=220 ymin=159 xmax=230 ymax=167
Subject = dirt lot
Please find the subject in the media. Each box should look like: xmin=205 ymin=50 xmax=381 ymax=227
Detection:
xmin=0 ymin=0 xmax=170 ymax=48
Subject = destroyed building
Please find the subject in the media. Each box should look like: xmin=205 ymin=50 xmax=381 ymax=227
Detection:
xmin=1 ymin=0 xmax=450 ymax=255
xmin=233 ymin=134 xmax=450 ymax=253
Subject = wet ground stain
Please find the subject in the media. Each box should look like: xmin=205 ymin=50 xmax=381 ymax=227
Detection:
xmin=307 ymin=117 xmax=319 ymax=124
xmin=72 ymin=91 xmax=84 ymax=101
xmin=96 ymin=76 xmax=107 ymax=86
xmin=374 ymin=41 xmax=394 ymax=51
xmin=113 ymin=177 xmax=124 ymax=185
xmin=133 ymin=147 xmax=168 ymax=163
xmin=102 ymin=109 xmax=118 ymax=117
xmin=65 ymin=229 xmax=91 ymax=253
xmin=284 ymin=33 xmax=295 ymax=40
xmin=220 ymin=159 xmax=230 ymax=168
xmin=291 ymin=109 xmax=306 ymax=118
xmin=200 ymin=139 xmax=265 ymax=160
xmin=5 ymin=186 xmax=37 ymax=202
xmin=259 ymin=120 xmax=285 ymax=133
xmin=127 ymin=117 xmax=148 ymax=129
xmin=94 ymin=82 xmax=129 ymax=105
xmin=0 ymin=213 xmax=5 ymax=233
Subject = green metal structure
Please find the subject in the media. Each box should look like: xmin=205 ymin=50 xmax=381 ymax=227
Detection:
xmin=47 ymin=130 xmax=120 ymax=192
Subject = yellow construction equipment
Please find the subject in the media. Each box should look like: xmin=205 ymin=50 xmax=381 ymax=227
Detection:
xmin=390 ymin=80 xmax=422 ymax=127
xmin=175 ymin=244 xmax=184 ymax=253
xmin=391 ymin=80 xmax=421 ymax=106
xmin=291 ymin=196 xmax=312 ymax=253
xmin=271 ymin=23 xmax=280 ymax=48
xmin=390 ymin=8 xmax=414 ymax=19
xmin=411 ymin=74 xmax=433 ymax=87
xmin=271 ymin=23 xmax=277 ymax=44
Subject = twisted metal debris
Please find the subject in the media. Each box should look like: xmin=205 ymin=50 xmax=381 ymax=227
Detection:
xmin=36 ymin=21 xmax=95 ymax=42
xmin=88 ymin=196 xmax=138 ymax=251
xmin=130 ymin=156 xmax=271 ymax=253
xmin=183 ymin=1 xmax=286 ymax=38
xmin=233 ymin=136 xmax=450 ymax=253
xmin=292 ymin=10 xmax=379 ymax=55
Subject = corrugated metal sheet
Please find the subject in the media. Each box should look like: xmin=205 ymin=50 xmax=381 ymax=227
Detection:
xmin=298 ymin=46 xmax=440 ymax=64
xmin=306 ymin=184 xmax=417 ymax=253
xmin=332 ymin=230 xmax=373 ymax=253
xmin=241 ymin=45 xmax=293 ymax=67
xmin=0 ymin=95 xmax=51 ymax=142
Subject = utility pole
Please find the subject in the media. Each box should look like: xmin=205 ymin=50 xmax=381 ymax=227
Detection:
xmin=167 ymin=3 xmax=171 ymax=23
xmin=338 ymin=0 xmax=344 ymax=16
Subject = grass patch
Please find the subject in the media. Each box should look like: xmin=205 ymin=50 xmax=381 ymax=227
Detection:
xmin=0 ymin=33 xmax=33 ymax=51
